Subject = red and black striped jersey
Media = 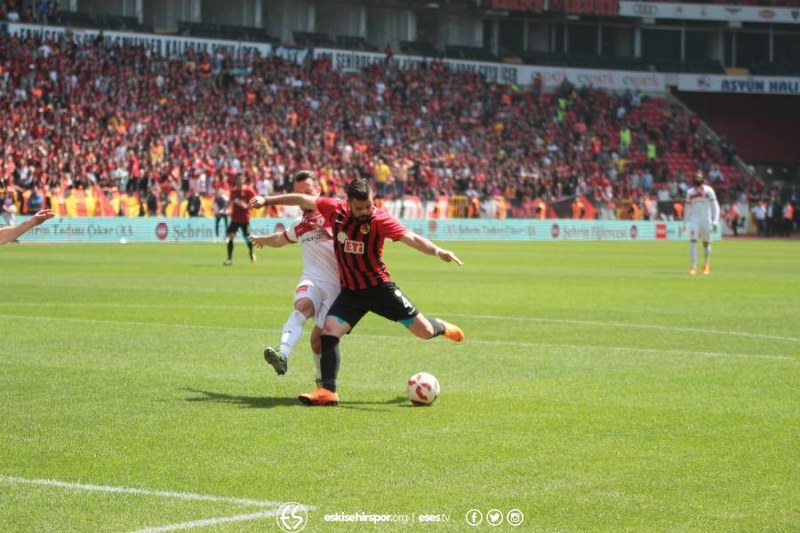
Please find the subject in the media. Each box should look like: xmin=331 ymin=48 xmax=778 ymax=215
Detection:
xmin=316 ymin=197 xmax=408 ymax=290
xmin=230 ymin=186 xmax=255 ymax=223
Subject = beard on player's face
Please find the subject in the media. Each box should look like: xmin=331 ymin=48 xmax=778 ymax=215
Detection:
xmin=349 ymin=198 xmax=373 ymax=224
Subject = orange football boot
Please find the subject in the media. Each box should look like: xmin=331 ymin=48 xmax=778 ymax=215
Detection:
xmin=298 ymin=387 xmax=339 ymax=406
xmin=439 ymin=319 xmax=464 ymax=342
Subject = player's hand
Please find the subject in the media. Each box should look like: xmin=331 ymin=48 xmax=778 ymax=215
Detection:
xmin=436 ymin=248 xmax=463 ymax=266
xmin=31 ymin=209 xmax=54 ymax=225
xmin=251 ymin=235 xmax=266 ymax=248
xmin=249 ymin=196 xmax=266 ymax=209
xmin=712 ymin=223 xmax=718 ymax=232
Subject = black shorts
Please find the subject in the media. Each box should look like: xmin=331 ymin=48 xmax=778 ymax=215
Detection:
xmin=328 ymin=282 xmax=419 ymax=328
xmin=226 ymin=221 xmax=250 ymax=237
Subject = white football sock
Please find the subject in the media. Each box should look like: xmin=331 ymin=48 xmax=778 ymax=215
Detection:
xmin=689 ymin=241 xmax=698 ymax=267
xmin=703 ymin=243 xmax=711 ymax=265
xmin=278 ymin=310 xmax=307 ymax=359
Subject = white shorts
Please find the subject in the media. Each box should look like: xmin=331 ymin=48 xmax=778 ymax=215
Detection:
xmin=688 ymin=221 xmax=712 ymax=242
xmin=293 ymin=278 xmax=340 ymax=329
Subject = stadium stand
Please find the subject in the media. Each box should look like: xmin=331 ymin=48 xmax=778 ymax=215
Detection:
xmin=399 ymin=40 xmax=444 ymax=58
xmin=178 ymin=21 xmax=274 ymax=44
xmin=293 ymin=31 xmax=336 ymax=48
xmin=0 ymin=31 xmax=761 ymax=221
xmin=335 ymin=35 xmax=378 ymax=52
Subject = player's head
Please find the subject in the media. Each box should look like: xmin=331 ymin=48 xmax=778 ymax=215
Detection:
xmin=693 ymin=170 xmax=705 ymax=186
xmin=346 ymin=178 xmax=374 ymax=224
xmin=293 ymin=170 xmax=320 ymax=195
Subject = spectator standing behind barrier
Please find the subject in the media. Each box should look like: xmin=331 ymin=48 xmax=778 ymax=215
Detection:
xmin=2 ymin=191 xmax=17 ymax=227
xmin=372 ymin=157 xmax=391 ymax=199
xmin=186 ymin=189 xmax=203 ymax=217
xmin=751 ymin=200 xmax=767 ymax=237
xmin=27 ymin=188 xmax=43 ymax=213
xmin=0 ymin=209 xmax=54 ymax=245
xmin=727 ymin=203 xmax=739 ymax=237
xmin=782 ymin=201 xmax=794 ymax=237
xmin=766 ymin=194 xmax=781 ymax=238
xmin=213 ymin=187 xmax=229 ymax=242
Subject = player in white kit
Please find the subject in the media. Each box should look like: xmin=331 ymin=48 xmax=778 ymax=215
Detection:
xmin=250 ymin=171 xmax=340 ymax=382
xmin=683 ymin=171 xmax=720 ymax=275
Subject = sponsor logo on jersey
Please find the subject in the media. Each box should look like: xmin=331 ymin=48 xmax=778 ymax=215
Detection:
xmin=344 ymin=240 xmax=365 ymax=254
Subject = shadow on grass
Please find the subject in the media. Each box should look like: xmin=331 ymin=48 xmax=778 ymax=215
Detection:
xmin=184 ymin=388 xmax=407 ymax=411
xmin=184 ymin=388 xmax=297 ymax=408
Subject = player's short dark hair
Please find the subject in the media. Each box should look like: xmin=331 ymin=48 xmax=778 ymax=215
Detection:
xmin=346 ymin=178 xmax=372 ymax=201
xmin=294 ymin=170 xmax=318 ymax=185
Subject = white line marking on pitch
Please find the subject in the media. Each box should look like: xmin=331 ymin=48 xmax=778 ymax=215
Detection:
xmin=5 ymin=310 xmax=797 ymax=344
xmin=463 ymin=338 xmax=792 ymax=361
xmin=453 ymin=313 xmax=800 ymax=344
xmin=1 ymin=315 xmax=794 ymax=361
xmin=0 ymin=475 xmax=314 ymax=532
xmin=0 ymin=475 xmax=281 ymax=506
xmin=131 ymin=509 xmax=280 ymax=533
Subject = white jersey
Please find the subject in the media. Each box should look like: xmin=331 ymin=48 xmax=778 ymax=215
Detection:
xmin=284 ymin=211 xmax=339 ymax=286
xmin=684 ymin=184 xmax=720 ymax=226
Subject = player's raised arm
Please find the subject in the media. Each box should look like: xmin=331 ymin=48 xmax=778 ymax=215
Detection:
xmin=0 ymin=209 xmax=54 ymax=245
xmin=399 ymin=230 xmax=463 ymax=265
xmin=249 ymin=193 xmax=317 ymax=211
xmin=251 ymin=231 xmax=290 ymax=248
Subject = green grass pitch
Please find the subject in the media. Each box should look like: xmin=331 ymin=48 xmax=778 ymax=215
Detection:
xmin=1 ymin=239 xmax=798 ymax=531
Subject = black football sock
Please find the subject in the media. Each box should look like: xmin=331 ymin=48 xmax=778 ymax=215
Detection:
xmin=428 ymin=318 xmax=446 ymax=338
xmin=226 ymin=240 xmax=233 ymax=260
xmin=320 ymin=335 xmax=341 ymax=392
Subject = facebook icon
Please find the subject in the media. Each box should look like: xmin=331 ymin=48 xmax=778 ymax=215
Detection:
xmin=466 ymin=509 xmax=483 ymax=526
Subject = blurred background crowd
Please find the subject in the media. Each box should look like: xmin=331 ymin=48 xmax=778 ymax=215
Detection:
xmin=0 ymin=30 xmax=795 ymax=234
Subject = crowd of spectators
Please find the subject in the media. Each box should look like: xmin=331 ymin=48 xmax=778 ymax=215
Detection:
xmin=0 ymin=31 xmax=767 ymax=224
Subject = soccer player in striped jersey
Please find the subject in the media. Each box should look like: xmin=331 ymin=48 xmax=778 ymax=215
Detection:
xmin=223 ymin=173 xmax=256 ymax=265
xmin=250 ymin=177 xmax=464 ymax=406
xmin=250 ymin=171 xmax=339 ymax=384
xmin=683 ymin=170 xmax=720 ymax=275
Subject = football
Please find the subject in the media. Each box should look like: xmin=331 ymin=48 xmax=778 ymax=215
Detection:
xmin=406 ymin=372 xmax=440 ymax=406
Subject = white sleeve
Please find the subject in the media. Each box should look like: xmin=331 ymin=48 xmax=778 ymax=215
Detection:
xmin=284 ymin=218 xmax=301 ymax=243
xmin=683 ymin=190 xmax=692 ymax=222
xmin=708 ymin=186 xmax=720 ymax=226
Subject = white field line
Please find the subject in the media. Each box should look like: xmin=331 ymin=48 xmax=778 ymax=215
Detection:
xmin=4 ymin=308 xmax=798 ymax=344
xmin=131 ymin=509 xmax=279 ymax=533
xmin=451 ymin=313 xmax=800 ymax=344
xmin=1 ymin=314 xmax=795 ymax=361
xmin=6 ymin=301 xmax=279 ymax=312
xmin=0 ymin=475 xmax=281 ymax=506
xmin=0 ymin=475 xmax=314 ymax=532
xmin=463 ymin=337 xmax=793 ymax=361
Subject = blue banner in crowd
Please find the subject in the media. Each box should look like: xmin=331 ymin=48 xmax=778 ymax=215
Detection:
xmin=12 ymin=217 xmax=717 ymax=243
